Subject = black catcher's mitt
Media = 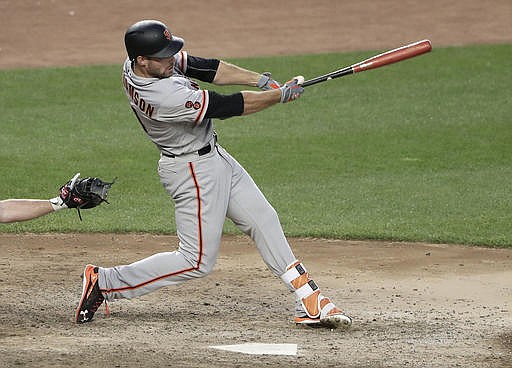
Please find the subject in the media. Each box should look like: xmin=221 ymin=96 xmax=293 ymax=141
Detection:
xmin=59 ymin=173 xmax=115 ymax=220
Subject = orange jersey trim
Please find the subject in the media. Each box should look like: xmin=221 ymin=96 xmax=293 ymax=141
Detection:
xmin=178 ymin=50 xmax=186 ymax=73
xmin=194 ymin=90 xmax=208 ymax=124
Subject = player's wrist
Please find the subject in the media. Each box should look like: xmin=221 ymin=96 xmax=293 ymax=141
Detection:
xmin=49 ymin=196 xmax=68 ymax=211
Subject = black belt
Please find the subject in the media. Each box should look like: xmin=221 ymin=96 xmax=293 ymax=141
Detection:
xmin=162 ymin=143 xmax=212 ymax=158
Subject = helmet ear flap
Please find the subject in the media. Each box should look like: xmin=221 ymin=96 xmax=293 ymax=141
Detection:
xmin=124 ymin=20 xmax=184 ymax=60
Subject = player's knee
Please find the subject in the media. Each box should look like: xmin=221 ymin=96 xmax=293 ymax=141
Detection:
xmin=234 ymin=204 xmax=281 ymax=237
xmin=258 ymin=205 xmax=280 ymax=227
xmin=181 ymin=252 xmax=216 ymax=278
xmin=195 ymin=258 xmax=216 ymax=277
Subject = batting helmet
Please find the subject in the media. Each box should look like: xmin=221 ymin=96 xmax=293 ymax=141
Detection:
xmin=124 ymin=20 xmax=184 ymax=60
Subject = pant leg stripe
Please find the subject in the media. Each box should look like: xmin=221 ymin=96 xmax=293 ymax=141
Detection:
xmin=101 ymin=266 xmax=199 ymax=293
xmin=101 ymin=162 xmax=205 ymax=294
xmin=188 ymin=161 xmax=204 ymax=268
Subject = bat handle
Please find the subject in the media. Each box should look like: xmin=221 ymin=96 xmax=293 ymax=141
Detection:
xmin=302 ymin=66 xmax=353 ymax=87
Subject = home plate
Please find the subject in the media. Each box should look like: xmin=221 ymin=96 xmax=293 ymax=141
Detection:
xmin=209 ymin=343 xmax=297 ymax=356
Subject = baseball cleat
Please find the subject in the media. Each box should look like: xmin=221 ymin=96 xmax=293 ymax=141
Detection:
xmin=75 ymin=264 xmax=106 ymax=324
xmin=282 ymin=261 xmax=353 ymax=330
xmin=295 ymin=309 xmax=352 ymax=329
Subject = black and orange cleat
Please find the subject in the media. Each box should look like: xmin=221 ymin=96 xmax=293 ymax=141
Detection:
xmin=75 ymin=264 xmax=107 ymax=323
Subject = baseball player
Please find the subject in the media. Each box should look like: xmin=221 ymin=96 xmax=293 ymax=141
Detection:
xmin=75 ymin=20 xmax=352 ymax=329
xmin=0 ymin=173 xmax=112 ymax=223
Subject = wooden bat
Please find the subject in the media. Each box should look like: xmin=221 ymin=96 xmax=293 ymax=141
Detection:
xmin=302 ymin=39 xmax=432 ymax=87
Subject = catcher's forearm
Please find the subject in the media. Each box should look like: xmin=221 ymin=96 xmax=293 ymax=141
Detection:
xmin=0 ymin=199 xmax=55 ymax=223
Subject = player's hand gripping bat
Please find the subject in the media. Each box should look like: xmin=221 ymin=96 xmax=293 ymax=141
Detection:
xmin=302 ymin=39 xmax=432 ymax=87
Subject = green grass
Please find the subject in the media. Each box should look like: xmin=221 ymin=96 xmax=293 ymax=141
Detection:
xmin=0 ymin=44 xmax=510 ymax=247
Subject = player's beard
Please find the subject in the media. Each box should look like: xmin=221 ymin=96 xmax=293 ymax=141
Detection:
xmin=163 ymin=66 xmax=174 ymax=78
xmin=149 ymin=66 xmax=172 ymax=79
xmin=157 ymin=61 xmax=175 ymax=79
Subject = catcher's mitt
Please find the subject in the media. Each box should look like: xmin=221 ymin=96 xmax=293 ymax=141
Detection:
xmin=59 ymin=173 xmax=115 ymax=220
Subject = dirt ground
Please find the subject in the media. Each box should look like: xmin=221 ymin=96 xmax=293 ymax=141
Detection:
xmin=1 ymin=1 xmax=512 ymax=367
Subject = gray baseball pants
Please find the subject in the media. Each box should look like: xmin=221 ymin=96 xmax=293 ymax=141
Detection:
xmin=98 ymin=143 xmax=296 ymax=301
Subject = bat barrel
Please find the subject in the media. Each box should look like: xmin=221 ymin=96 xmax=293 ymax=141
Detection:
xmin=302 ymin=39 xmax=432 ymax=88
xmin=352 ymin=39 xmax=432 ymax=73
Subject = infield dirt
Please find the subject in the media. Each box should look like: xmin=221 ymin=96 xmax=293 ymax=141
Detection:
xmin=1 ymin=1 xmax=511 ymax=367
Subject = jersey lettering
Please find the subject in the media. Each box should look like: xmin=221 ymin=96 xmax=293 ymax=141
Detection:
xmin=123 ymin=76 xmax=155 ymax=118
xmin=122 ymin=57 xmax=213 ymax=155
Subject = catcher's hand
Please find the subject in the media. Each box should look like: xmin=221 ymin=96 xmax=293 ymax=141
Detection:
xmin=59 ymin=173 xmax=115 ymax=219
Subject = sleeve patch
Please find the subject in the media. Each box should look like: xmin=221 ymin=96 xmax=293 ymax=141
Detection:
xmin=185 ymin=100 xmax=202 ymax=110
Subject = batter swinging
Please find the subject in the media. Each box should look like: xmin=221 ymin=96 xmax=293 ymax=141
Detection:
xmin=75 ymin=20 xmax=352 ymax=329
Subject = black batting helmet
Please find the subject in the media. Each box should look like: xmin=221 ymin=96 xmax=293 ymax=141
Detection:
xmin=124 ymin=20 xmax=184 ymax=60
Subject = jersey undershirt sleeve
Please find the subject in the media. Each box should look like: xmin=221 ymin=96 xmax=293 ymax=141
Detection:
xmin=205 ymin=91 xmax=244 ymax=119
xmin=175 ymin=51 xmax=220 ymax=83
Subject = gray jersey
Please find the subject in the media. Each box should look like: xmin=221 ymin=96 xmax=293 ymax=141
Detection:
xmin=122 ymin=51 xmax=214 ymax=156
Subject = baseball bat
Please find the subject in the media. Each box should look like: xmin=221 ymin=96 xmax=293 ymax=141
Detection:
xmin=302 ymin=39 xmax=432 ymax=87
